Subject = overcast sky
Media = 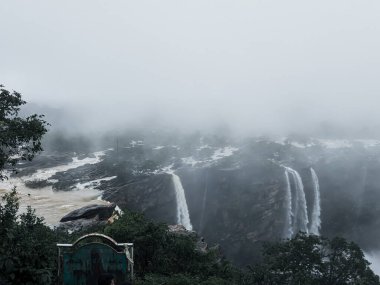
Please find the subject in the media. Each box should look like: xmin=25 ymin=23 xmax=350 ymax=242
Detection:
xmin=1 ymin=0 xmax=380 ymax=136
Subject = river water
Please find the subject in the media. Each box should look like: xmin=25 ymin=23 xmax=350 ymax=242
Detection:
xmin=0 ymin=151 xmax=110 ymax=226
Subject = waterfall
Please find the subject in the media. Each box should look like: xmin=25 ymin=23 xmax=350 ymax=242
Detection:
xmin=284 ymin=167 xmax=309 ymax=234
xmin=283 ymin=170 xmax=294 ymax=238
xmin=309 ymin=168 xmax=321 ymax=235
xmin=171 ymin=173 xmax=193 ymax=231
xmin=198 ymin=171 xmax=209 ymax=234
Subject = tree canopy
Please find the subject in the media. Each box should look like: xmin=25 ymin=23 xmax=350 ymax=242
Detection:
xmin=0 ymin=84 xmax=48 ymax=179
xmin=0 ymin=189 xmax=59 ymax=285
xmin=1 ymin=188 xmax=379 ymax=284
xmin=246 ymin=233 xmax=380 ymax=285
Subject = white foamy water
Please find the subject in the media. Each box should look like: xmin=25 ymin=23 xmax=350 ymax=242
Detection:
xmin=170 ymin=173 xmax=192 ymax=231
xmin=0 ymin=182 xmax=108 ymax=226
xmin=211 ymin=147 xmax=239 ymax=160
xmin=0 ymin=151 xmax=109 ymax=226
xmin=75 ymin=176 xmax=117 ymax=190
xmin=309 ymin=168 xmax=321 ymax=235
xmin=284 ymin=166 xmax=309 ymax=235
xmin=181 ymin=146 xmax=239 ymax=167
xmin=181 ymin=157 xmax=201 ymax=167
xmin=24 ymin=151 xmax=106 ymax=183
xmin=283 ymin=170 xmax=294 ymax=238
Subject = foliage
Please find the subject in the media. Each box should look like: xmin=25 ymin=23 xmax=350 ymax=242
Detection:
xmin=1 ymin=189 xmax=379 ymax=285
xmin=0 ymin=189 xmax=58 ymax=285
xmin=134 ymin=274 xmax=232 ymax=285
xmin=103 ymin=211 xmax=238 ymax=283
xmin=245 ymin=232 xmax=380 ymax=285
xmin=0 ymin=85 xmax=48 ymax=179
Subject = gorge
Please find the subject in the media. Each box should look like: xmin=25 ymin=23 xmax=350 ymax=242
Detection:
xmin=1 ymin=134 xmax=380 ymax=267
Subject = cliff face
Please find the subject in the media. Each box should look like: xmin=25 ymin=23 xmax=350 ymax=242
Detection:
xmin=96 ymin=141 xmax=380 ymax=265
xmin=314 ymin=151 xmax=380 ymax=250
xmin=103 ymin=173 xmax=178 ymax=225
xmin=179 ymin=162 xmax=286 ymax=265
xmin=101 ymin=157 xmax=289 ymax=265
xmin=12 ymin=138 xmax=380 ymax=266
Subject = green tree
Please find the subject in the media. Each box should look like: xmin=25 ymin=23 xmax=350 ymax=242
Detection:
xmin=0 ymin=85 xmax=56 ymax=284
xmin=0 ymin=189 xmax=59 ymax=285
xmin=0 ymin=84 xmax=48 ymax=179
xmin=246 ymin=233 xmax=380 ymax=285
xmin=103 ymin=211 xmax=240 ymax=284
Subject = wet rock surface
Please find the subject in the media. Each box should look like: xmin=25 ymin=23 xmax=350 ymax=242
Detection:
xmin=12 ymin=138 xmax=380 ymax=266
xmin=13 ymin=152 xmax=75 ymax=176
xmin=60 ymin=203 xmax=116 ymax=222
xmin=58 ymin=203 xmax=116 ymax=232
xmin=168 ymin=225 xmax=221 ymax=259
xmin=103 ymin=173 xmax=177 ymax=224
xmin=58 ymin=217 xmax=108 ymax=232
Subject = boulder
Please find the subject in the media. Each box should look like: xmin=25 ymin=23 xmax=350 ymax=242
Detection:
xmin=60 ymin=203 xmax=116 ymax=222
xmin=58 ymin=216 xmax=108 ymax=232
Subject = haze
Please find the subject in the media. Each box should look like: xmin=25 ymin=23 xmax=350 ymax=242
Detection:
xmin=1 ymin=0 xmax=380 ymax=137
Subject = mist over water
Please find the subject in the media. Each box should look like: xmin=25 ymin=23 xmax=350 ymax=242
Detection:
xmin=2 ymin=0 xmax=380 ymax=277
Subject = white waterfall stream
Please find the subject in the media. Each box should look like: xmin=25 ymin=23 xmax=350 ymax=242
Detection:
xmin=283 ymin=166 xmax=309 ymax=235
xmin=284 ymin=170 xmax=294 ymax=238
xmin=171 ymin=173 xmax=193 ymax=231
xmin=309 ymin=168 xmax=321 ymax=235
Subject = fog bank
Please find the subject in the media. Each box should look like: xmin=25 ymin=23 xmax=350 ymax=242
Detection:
xmin=1 ymin=0 xmax=380 ymax=137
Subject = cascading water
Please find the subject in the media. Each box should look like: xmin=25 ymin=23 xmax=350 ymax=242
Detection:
xmin=309 ymin=168 xmax=321 ymax=235
xmin=171 ymin=173 xmax=193 ymax=231
xmin=198 ymin=171 xmax=209 ymax=234
xmin=284 ymin=167 xmax=309 ymax=234
xmin=283 ymin=170 xmax=294 ymax=238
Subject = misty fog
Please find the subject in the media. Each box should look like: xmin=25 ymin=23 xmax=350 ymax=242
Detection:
xmin=1 ymin=1 xmax=380 ymax=137
xmin=3 ymin=1 xmax=380 ymax=279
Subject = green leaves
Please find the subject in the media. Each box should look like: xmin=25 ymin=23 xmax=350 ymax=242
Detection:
xmin=0 ymin=85 xmax=48 ymax=180
xmin=103 ymin=210 xmax=239 ymax=283
xmin=246 ymin=233 xmax=380 ymax=285
xmin=0 ymin=190 xmax=58 ymax=285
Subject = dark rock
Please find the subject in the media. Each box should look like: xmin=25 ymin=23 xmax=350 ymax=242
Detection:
xmin=59 ymin=203 xmax=116 ymax=223
xmin=18 ymin=136 xmax=380 ymax=266
xmin=13 ymin=152 xmax=74 ymax=177
xmin=24 ymin=179 xmax=53 ymax=189
xmin=102 ymin=173 xmax=177 ymax=224
xmin=177 ymin=160 xmax=287 ymax=266
xmin=168 ymin=225 xmax=217 ymax=257
xmin=58 ymin=216 xmax=108 ymax=232
xmin=51 ymin=163 xmax=110 ymax=191
xmin=168 ymin=224 xmax=195 ymax=237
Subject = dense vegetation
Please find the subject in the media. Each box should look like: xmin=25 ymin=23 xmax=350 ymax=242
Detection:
xmin=0 ymin=190 xmax=60 ymax=284
xmin=0 ymin=188 xmax=379 ymax=285
xmin=0 ymin=85 xmax=48 ymax=180
xmin=245 ymin=233 xmax=380 ymax=285
xmin=1 ymin=86 xmax=379 ymax=284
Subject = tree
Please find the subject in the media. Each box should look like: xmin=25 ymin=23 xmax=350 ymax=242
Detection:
xmin=0 ymin=85 xmax=56 ymax=284
xmin=0 ymin=84 xmax=48 ymax=179
xmin=246 ymin=233 xmax=380 ymax=285
xmin=103 ymin=211 xmax=240 ymax=284
xmin=0 ymin=189 xmax=59 ymax=285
